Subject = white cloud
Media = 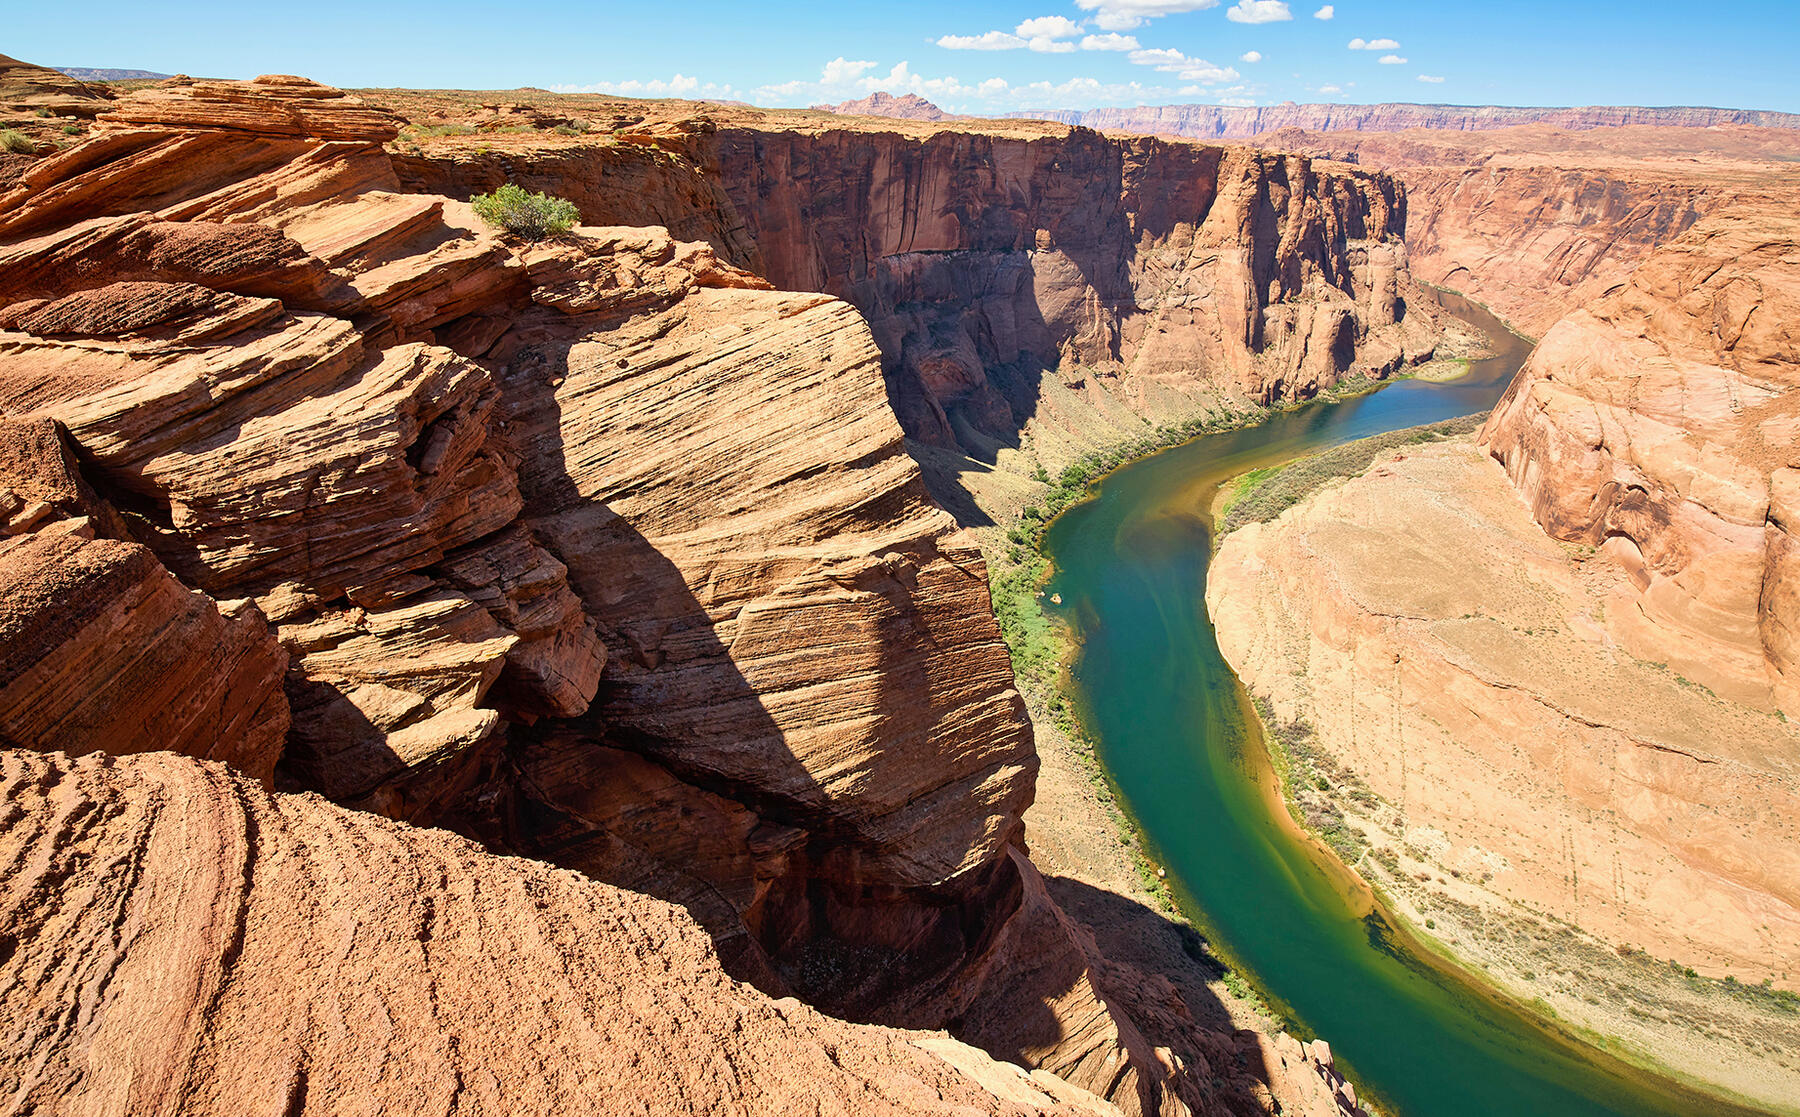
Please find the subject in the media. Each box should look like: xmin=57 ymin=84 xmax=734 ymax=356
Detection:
xmin=1017 ymin=15 xmax=1083 ymax=37
xmin=1081 ymin=32 xmax=1142 ymax=50
xmin=1378 ymin=54 xmax=1406 ymax=64
xmin=1313 ymin=4 xmax=1333 ymax=18
xmin=1126 ymin=46 xmax=1240 ymax=82
xmin=1073 ymin=0 xmax=1221 ymax=31
xmin=1239 ymin=49 xmax=1263 ymax=62
xmin=978 ymin=77 xmax=1010 ymax=95
xmin=1226 ymin=0 xmax=1292 ymax=23
xmin=1317 ymin=83 xmax=1343 ymax=94
xmin=1347 ymin=37 xmax=1400 ymax=49
xmin=1417 ymin=73 xmax=1446 ymax=83
xmin=820 ymin=57 xmax=878 ymax=84
xmin=554 ymin=73 xmax=701 ymax=96
xmin=938 ymin=24 xmax=1078 ymax=52
xmin=937 ymin=30 xmax=1027 ymax=50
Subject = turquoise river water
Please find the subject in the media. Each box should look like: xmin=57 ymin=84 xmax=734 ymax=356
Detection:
xmin=1039 ymin=291 xmax=1769 ymax=1117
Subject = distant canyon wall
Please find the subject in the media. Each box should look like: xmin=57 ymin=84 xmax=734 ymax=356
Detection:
xmin=1009 ymin=103 xmax=1800 ymax=140
xmin=402 ymin=125 xmax=1441 ymax=454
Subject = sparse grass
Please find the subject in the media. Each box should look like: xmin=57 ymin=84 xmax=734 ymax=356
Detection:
xmin=1216 ymin=412 xmax=1488 ymax=539
xmin=0 ymin=129 xmax=36 ymax=155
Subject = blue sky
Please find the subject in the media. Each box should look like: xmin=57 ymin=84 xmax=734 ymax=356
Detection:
xmin=9 ymin=1 xmax=1798 ymax=113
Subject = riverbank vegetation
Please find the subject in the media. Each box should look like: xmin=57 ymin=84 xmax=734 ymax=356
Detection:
xmin=1216 ymin=412 xmax=1488 ymax=538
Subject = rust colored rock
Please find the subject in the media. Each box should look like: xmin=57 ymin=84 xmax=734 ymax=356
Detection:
xmin=706 ymin=129 xmax=1433 ymax=446
xmin=0 ymin=748 xmax=1119 ymax=1117
xmin=97 ymin=74 xmax=403 ymax=142
xmin=1482 ymin=207 xmax=1800 ymax=714
xmin=0 ymin=519 xmax=288 ymax=782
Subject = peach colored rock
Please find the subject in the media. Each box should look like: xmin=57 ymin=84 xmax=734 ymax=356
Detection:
xmin=1482 ymin=207 xmax=1800 ymax=714
xmin=0 ymin=71 xmax=1363 ymax=1117
xmin=0 ymin=748 xmax=1119 ymax=1117
xmin=1209 ymin=439 xmax=1800 ymax=983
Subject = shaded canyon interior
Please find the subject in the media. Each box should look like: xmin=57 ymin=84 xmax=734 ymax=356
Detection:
xmin=2 ymin=54 xmax=1798 ymax=1116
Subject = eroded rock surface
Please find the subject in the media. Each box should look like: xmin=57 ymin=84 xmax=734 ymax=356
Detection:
xmin=1482 ymin=207 xmax=1800 ymax=715
xmin=0 ymin=72 xmax=1348 ymax=1117
xmin=0 ymin=748 xmax=1118 ymax=1117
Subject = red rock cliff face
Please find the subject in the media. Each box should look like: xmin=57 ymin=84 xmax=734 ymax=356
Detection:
xmin=1481 ymin=206 xmax=1800 ymax=716
xmin=708 ymin=128 xmax=1433 ymax=448
xmin=399 ymin=125 xmax=1438 ymax=452
xmin=0 ymin=76 xmax=1354 ymax=1117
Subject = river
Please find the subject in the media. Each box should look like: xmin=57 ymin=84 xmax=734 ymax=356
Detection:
xmin=1039 ymin=290 xmax=1766 ymax=1117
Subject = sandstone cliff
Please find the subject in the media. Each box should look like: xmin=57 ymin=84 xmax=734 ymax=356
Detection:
xmin=1207 ymin=205 xmax=1800 ymax=1107
xmin=0 ymin=73 xmax=1350 ymax=1117
xmin=1281 ymin=125 xmax=1800 ymax=337
xmin=398 ymin=116 xmax=1441 ymax=457
xmin=1482 ymin=206 xmax=1800 ymax=716
xmin=1011 ymin=103 xmax=1800 ymax=140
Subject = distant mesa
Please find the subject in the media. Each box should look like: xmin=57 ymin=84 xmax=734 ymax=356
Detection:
xmin=1008 ymin=102 xmax=1800 ymax=139
xmin=813 ymin=91 xmax=957 ymax=122
xmin=55 ymin=66 xmax=173 ymax=82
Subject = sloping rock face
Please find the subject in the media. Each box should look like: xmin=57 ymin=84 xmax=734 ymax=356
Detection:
xmin=0 ymin=73 xmax=1340 ymax=1117
xmin=1482 ymin=207 xmax=1800 ymax=716
xmin=0 ymin=52 xmax=109 ymax=118
xmin=1210 ymin=439 xmax=1800 ymax=983
xmin=0 ymin=748 xmax=1118 ymax=1117
xmin=1010 ymin=103 xmax=1800 ymax=140
xmin=398 ymin=125 xmax=1440 ymax=452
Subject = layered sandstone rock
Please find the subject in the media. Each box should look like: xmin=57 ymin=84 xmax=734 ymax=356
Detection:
xmin=0 ymin=72 xmax=1344 ymax=1117
xmin=1291 ymin=127 xmax=1800 ymax=337
xmin=1010 ymin=102 xmax=1800 ymax=140
xmin=0 ymin=52 xmax=109 ymax=118
xmin=1210 ymin=439 xmax=1800 ymax=983
xmin=396 ymin=117 xmax=1442 ymax=454
xmin=0 ymin=748 xmax=1118 ymax=1117
xmin=1482 ymin=207 xmax=1800 ymax=714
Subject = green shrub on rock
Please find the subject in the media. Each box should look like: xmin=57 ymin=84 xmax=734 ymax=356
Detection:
xmin=0 ymin=129 xmax=36 ymax=155
xmin=469 ymin=183 xmax=579 ymax=241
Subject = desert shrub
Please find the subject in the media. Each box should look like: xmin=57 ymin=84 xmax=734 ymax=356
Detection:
xmin=470 ymin=183 xmax=579 ymax=240
xmin=0 ymin=129 xmax=36 ymax=155
xmin=61 ymin=123 xmax=81 ymax=136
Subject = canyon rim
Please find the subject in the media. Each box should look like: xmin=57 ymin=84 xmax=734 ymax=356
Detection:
xmin=1 ymin=6 xmax=1798 ymax=1116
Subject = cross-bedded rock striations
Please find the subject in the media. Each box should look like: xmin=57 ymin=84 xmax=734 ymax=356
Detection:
xmin=396 ymin=118 xmax=1442 ymax=455
xmin=0 ymin=748 xmax=1119 ymax=1117
xmin=0 ymin=73 xmax=1353 ymax=1117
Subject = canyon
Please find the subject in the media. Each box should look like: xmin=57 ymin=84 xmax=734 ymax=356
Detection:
xmin=1208 ymin=154 xmax=1800 ymax=1108
xmin=0 ymin=70 xmax=1380 ymax=1117
xmin=5 ymin=53 xmax=1800 ymax=1116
